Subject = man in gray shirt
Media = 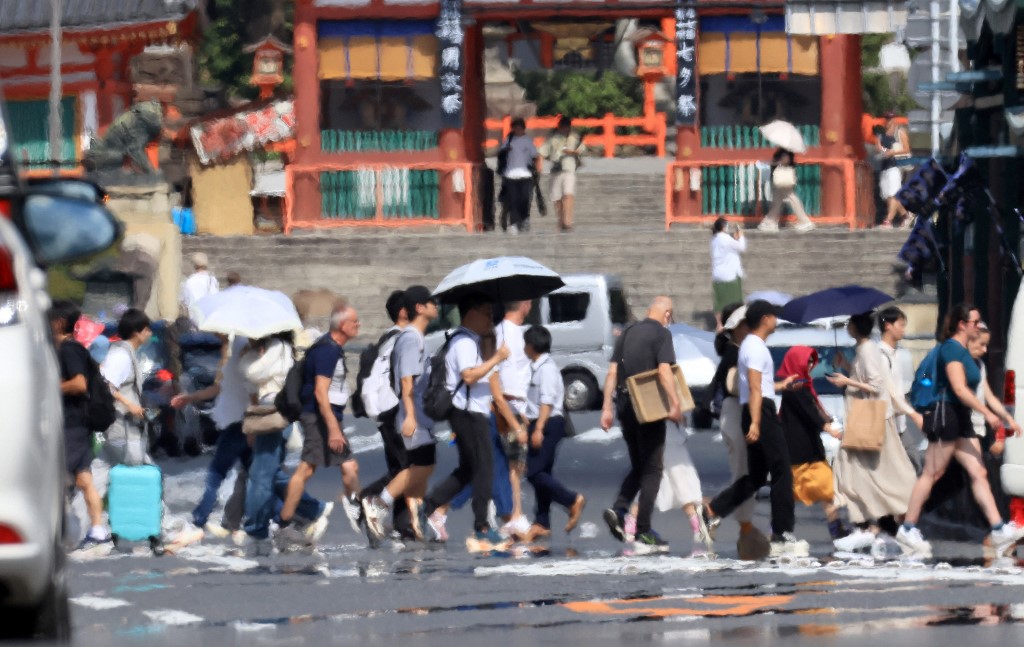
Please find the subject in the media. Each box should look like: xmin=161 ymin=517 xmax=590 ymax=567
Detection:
xmin=499 ymin=117 xmax=540 ymax=234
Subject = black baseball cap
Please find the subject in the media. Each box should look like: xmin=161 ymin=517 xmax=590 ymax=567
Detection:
xmin=745 ymin=300 xmax=781 ymax=329
xmin=404 ymin=285 xmax=436 ymax=317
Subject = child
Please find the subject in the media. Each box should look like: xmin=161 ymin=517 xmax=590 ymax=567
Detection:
xmin=776 ymin=347 xmax=850 ymax=545
xmin=655 ymin=419 xmax=713 ymax=556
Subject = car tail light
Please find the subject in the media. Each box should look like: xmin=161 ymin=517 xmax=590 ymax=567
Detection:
xmin=0 ymin=199 xmax=11 ymax=220
xmin=1006 ymin=370 xmax=1017 ymax=408
xmin=0 ymin=525 xmax=22 ymax=544
xmin=0 ymin=247 xmax=14 ymax=292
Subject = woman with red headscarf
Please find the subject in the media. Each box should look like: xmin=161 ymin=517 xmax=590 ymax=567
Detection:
xmin=777 ymin=346 xmax=849 ymax=543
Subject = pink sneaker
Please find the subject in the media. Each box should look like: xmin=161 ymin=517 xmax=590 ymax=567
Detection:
xmin=624 ymin=513 xmax=637 ymax=542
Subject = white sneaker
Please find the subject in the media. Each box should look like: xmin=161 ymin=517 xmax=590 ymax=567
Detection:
xmin=989 ymin=522 xmax=1024 ymax=557
xmin=508 ymin=224 xmax=519 ymax=235
xmin=272 ymin=522 xmax=305 ymax=553
xmin=304 ymin=502 xmax=333 ymax=544
xmin=794 ymin=221 xmax=816 ymax=233
xmin=895 ymin=525 xmax=932 ymax=558
xmin=203 ymin=522 xmax=231 ymax=540
xmin=361 ymin=496 xmax=389 ymax=541
xmin=427 ymin=511 xmax=448 ymax=543
xmin=487 ymin=500 xmax=498 ymax=530
xmin=341 ymin=495 xmax=362 ymax=533
xmin=833 ymin=529 xmax=875 ymax=553
xmin=231 ymin=530 xmax=247 ymax=547
xmin=757 ymin=219 xmax=779 ymax=232
xmin=770 ymin=532 xmax=810 ymax=558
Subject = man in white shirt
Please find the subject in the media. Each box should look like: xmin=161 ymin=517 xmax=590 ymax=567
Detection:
xmin=492 ymin=300 xmax=533 ymax=536
xmin=422 ymin=294 xmax=510 ymax=546
xmin=180 ymin=252 xmax=219 ymax=322
xmin=704 ymin=300 xmax=807 ymax=557
xmin=877 ymin=306 xmax=925 ymax=470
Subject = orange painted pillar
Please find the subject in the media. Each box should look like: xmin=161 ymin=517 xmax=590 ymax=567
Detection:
xmin=819 ymin=34 xmax=864 ymax=224
xmin=292 ymin=0 xmax=320 ymax=165
xmin=94 ymin=48 xmax=116 ymax=127
xmin=674 ymin=127 xmax=701 ymax=219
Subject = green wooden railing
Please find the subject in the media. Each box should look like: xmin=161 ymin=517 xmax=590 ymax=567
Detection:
xmin=701 ymin=162 xmax=821 ymax=216
xmin=320 ymin=130 xmax=438 ymax=153
xmin=7 ymin=98 xmax=77 ymax=168
xmin=700 ymin=125 xmax=820 ymax=150
xmin=320 ymin=169 xmax=440 ymax=220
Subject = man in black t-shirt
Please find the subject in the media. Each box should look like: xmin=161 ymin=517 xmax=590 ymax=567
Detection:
xmin=599 ymin=296 xmax=681 ymax=552
xmin=50 ymin=300 xmax=110 ymax=548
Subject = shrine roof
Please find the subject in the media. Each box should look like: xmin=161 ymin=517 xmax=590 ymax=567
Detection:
xmin=0 ymin=0 xmax=200 ymax=35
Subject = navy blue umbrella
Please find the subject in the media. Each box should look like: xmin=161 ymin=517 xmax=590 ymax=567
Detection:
xmin=779 ymin=285 xmax=894 ymax=325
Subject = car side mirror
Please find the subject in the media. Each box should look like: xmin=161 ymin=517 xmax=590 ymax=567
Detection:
xmin=18 ymin=193 xmax=122 ymax=266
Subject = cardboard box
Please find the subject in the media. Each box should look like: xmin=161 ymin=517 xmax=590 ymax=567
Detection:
xmin=625 ymin=364 xmax=696 ymax=424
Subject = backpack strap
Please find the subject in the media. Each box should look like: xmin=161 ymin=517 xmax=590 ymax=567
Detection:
xmin=444 ymin=328 xmax=472 ymax=406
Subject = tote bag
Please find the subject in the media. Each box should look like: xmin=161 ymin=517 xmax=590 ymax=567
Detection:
xmin=841 ymin=398 xmax=887 ymax=451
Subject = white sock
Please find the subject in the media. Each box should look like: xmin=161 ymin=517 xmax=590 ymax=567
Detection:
xmin=380 ymin=490 xmax=395 ymax=508
xmin=89 ymin=525 xmax=110 ymax=540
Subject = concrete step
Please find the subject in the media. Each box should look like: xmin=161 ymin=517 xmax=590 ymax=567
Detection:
xmin=183 ymin=226 xmax=912 ymax=335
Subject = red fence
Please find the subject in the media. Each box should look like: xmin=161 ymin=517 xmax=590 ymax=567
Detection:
xmin=484 ymin=113 xmax=667 ymax=159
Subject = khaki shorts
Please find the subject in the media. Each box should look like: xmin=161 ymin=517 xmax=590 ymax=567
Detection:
xmin=549 ymin=172 xmax=576 ymax=202
xmin=792 ymin=461 xmax=835 ymax=506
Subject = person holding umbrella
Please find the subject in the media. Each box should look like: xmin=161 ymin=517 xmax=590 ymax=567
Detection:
xmin=421 ymin=293 xmax=511 ymax=547
xmin=758 ymin=149 xmax=815 ymax=233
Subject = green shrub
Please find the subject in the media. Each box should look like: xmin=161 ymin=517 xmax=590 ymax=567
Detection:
xmin=514 ymin=70 xmax=643 ymax=118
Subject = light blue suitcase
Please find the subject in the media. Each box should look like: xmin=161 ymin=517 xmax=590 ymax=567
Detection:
xmin=108 ymin=463 xmax=165 ymax=554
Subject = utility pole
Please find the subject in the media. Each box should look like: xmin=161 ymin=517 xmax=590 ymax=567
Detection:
xmin=48 ymin=0 xmax=63 ymax=176
xmin=929 ymin=0 xmax=941 ymax=157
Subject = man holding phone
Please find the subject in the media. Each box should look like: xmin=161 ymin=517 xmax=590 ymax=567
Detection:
xmin=702 ymin=300 xmax=808 ymax=558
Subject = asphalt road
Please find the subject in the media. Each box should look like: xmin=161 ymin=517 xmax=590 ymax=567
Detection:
xmin=63 ymin=413 xmax=1024 ymax=646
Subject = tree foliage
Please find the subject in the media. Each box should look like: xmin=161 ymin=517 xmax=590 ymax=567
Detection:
xmin=860 ymin=34 xmax=917 ymax=116
xmin=514 ymin=70 xmax=643 ymax=118
xmin=197 ymin=0 xmax=293 ymax=101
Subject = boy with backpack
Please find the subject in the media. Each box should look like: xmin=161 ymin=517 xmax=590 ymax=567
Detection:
xmin=419 ymin=293 xmax=510 ymax=547
xmin=362 ymin=286 xmax=440 ymax=543
xmin=50 ymin=300 xmax=112 ymax=549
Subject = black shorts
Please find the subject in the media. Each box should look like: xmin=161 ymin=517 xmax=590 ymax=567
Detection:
xmin=924 ymin=400 xmax=975 ymax=443
xmin=406 ymin=444 xmax=436 ymax=467
xmin=64 ymin=426 xmax=93 ymax=477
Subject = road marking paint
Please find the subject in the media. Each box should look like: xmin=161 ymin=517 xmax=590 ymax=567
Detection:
xmin=143 ymin=609 xmax=204 ymax=625
xmin=71 ymin=595 xmax=131 ymax=610
xmin=572 ymin=427 xmax=622 ymax=444
xmin=564 ymin=593 xmax=796 ymax=618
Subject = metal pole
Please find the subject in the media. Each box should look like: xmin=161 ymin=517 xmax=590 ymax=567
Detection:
xmin=48 ymin=0 xmax=62 ymax=176
xmin=929 ymin=0 xmax=941 ymax=157
xmin=948 ymin=0 xmax=960 ymax=74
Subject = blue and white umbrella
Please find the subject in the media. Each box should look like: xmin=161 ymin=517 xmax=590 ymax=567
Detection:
xmin=432 ymin=256 xmax=565 ymax=304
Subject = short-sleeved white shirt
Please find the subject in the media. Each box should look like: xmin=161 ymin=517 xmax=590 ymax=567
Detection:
xmin=446 ymin=327 xmax=492 ymax=415
xmin=738 ymin=334 xmax=775 ymax=405
xmin=495 ymin=319 xmax=530 ymax=413
xmin=211 ymin=336 xmax=250 ymax=429
xmin=526 ymin=353 xmax=564 ymax=419
xmin=100 ymin=344 xmax=134 ymax=390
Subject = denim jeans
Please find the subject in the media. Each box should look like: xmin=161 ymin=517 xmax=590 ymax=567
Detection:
xmin=192 ymin=422 xmax=250 ymax=527
xmin=244 ymin=427 xmax=325 ymax=539
xmin=450 ymin=412 xmax=512 ymax=518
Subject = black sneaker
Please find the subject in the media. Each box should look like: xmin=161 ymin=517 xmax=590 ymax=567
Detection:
xmin=603 ymin=508 xmax=626 ymax=542
xmin=634 ymin=529 xmax=669 ymax=554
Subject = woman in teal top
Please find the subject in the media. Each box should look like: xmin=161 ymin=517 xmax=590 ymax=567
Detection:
xmin=896 ymin=304 xmax=1024 ymax=559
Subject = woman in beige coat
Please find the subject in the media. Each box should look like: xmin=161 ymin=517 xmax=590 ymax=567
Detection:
xmin=827 ymin=312 xmax=917 ymax=552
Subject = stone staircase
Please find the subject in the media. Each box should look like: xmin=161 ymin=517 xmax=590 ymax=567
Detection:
xmin=182 ymin=223 xmax=911 ymax=336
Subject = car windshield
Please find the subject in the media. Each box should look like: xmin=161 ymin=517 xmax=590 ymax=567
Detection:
xmin=768 ymin=345 xmax=856 ymax=396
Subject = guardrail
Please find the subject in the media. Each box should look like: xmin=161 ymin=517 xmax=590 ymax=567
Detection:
xmin=283 ymin=161 xmax=475 ymax=234
xmin=484 ymin=113 xmax=666 ymax=158
xmin=664 ymin=156 xmax=874 ymax=231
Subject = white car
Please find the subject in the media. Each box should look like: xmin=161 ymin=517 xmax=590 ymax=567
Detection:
xmin=0 ymin=109 xmax=121 ymax=641
xmin=1001 ymin=280 xmax=1024 ymax=495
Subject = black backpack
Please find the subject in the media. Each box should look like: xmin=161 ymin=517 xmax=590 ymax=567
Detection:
xmin=84 ymin=354 xmax=116 ymax=432
xmin=422 ymin=331 xmax=469 ymax=422
xmin=275 ymin=336 xmax=331 ymax=423
xmin=350 ymin=328 xmax=402 ymax=419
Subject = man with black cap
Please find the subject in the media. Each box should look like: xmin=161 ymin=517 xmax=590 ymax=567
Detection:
xmin=600 ymin=296 xmax=681 ymax=553
xmin=362 ymin=286 xmax=440 ymax=543
xmin=702 ymin=300 xmax=808 ymax=557
xmin=357 ymin=290 xmax=411 ymax=539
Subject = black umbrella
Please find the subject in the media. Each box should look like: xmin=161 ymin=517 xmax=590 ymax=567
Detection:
xmin=780 ymin=285 xmax=894 ymax=325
